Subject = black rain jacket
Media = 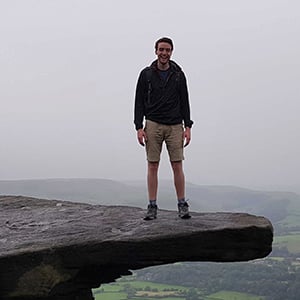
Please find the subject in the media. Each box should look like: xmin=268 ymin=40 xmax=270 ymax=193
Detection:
xmin=134 ymin=60 xmax=193 ymax=130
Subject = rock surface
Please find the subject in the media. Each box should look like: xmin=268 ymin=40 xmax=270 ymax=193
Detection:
xmin=0 ymin=196 xmax=273 ymax=300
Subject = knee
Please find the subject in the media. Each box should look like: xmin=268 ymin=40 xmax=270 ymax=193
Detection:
xmin=171 ymin=161 xmax=183 ymax=173
xmin=148 ymin=162 xmax=159 ymax=172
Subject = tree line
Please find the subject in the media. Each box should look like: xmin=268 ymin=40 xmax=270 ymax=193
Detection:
xmin=135 ymin=259 xmax=300 ymax=300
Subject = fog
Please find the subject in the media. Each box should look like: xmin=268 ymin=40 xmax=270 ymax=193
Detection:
xmin=1 ymin=0 xmax=299 ymax=191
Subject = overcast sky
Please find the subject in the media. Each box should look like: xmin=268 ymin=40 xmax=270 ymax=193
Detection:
xmin=1 ymin=0 xmax=299 ymax=191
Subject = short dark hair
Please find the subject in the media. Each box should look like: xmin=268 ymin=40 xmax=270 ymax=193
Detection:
xmin=155 ymin=37 xmax=174 ymax=51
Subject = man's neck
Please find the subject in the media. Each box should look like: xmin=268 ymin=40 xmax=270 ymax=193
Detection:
xmin=157 ymin=61 xmax=170 ymax=71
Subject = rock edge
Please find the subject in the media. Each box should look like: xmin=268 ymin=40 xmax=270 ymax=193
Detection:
xmin=0 ymin=196 xmax=273 ymax=300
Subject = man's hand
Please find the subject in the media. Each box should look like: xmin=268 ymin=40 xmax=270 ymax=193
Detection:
xmin=137 ymin=129 xmax=147 ymax=146
xmin=183 ymin=127 xmax=191 ymax=147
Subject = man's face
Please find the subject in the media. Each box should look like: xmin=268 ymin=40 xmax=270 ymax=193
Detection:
xmin=155 ymin=42 xmax=173 ymax=66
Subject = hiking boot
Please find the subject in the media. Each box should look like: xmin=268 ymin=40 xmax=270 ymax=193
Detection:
xmin=178 ymin=201 xmax=191 ymax=219
xmin=144 ymin=204 xmax=158 ymax=220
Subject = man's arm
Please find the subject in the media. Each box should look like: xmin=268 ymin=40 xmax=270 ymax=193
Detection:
xmin=134 ymin=71 xmax=146 ymax=131
xmin=179 ymin=71 xmax=193 ymax=129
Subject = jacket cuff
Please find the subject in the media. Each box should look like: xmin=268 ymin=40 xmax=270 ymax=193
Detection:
xmin=184 ymin=120 xmax=194 ymax=128
xmin=135 ymin=124 xmax=143 ymax=131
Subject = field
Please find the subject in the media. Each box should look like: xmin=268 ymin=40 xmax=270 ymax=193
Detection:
xmin=94 ymin=292 xmax=127 ymax=300
xmin=205 ymin=291 xmax=264 ymax=300
xmin=278 ymin=214 xmax=300 ymax=228
xmin=93 ymin=280 xmax=263 ymax=300
xmin=273 ymin=233 xmax=300 ymax=253
xmin=93 ymin=280 xmax=188 ymax=300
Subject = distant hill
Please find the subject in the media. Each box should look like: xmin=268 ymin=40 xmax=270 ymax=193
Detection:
xmin=0 ymin=178 xmax=147 ymax=206
xmin=0 ymin=178 xmax=300 ymax=226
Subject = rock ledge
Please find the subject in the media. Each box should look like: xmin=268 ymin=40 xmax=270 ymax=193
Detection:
xmin=0 ymin=196 xmax=273 ymax=300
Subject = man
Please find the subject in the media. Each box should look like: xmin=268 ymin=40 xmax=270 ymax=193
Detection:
xmin=134 ymin=37 xmax=193 ymax=220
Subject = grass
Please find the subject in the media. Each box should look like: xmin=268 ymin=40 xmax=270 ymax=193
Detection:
xmin=93 ymin=292 xmax=127 ymax=300
xmin=206 ymin=290 xmax=264 ymax=300
xmin=273 ymin=234 xmax=300 ymax=253
xmin=93 ymin=280 xmax=189 ymax=299
xmin=93 ymin=280 xmax=265 ymax=300
xmin=93 ymin=281 xmax=264 ymax=300
xmin=95 ymin=293 xmax=184 ymax=300
xmin=96 ymin=283 xmax=122 ymax=292
xmin=120 ymin=280 xmax=188 ymax=291
xmin=136 ymin=290 xmax=181 ymax=297
xmin=268 ymin=256 xmax=285 ymax=261
xmin=94 ymin=280 xmax=189 ymax=292
xmin=155 ymin=298 xmax=185 ymax=300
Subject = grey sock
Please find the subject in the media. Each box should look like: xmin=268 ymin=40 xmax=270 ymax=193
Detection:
xmin=178 ymin=198 xmax=186 ymax=205
xmin=149 ymin=200 xmax=157 ymax=206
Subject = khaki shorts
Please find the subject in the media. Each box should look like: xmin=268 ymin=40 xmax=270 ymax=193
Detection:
xmin=144 ymin=120 xmax=184 ymax=162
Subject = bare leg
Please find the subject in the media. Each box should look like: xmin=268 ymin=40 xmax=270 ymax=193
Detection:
xmin=171 ymin=161 xmax=185 ymax=200
xmin=147 ymin=161 xmax=159 ymax=200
